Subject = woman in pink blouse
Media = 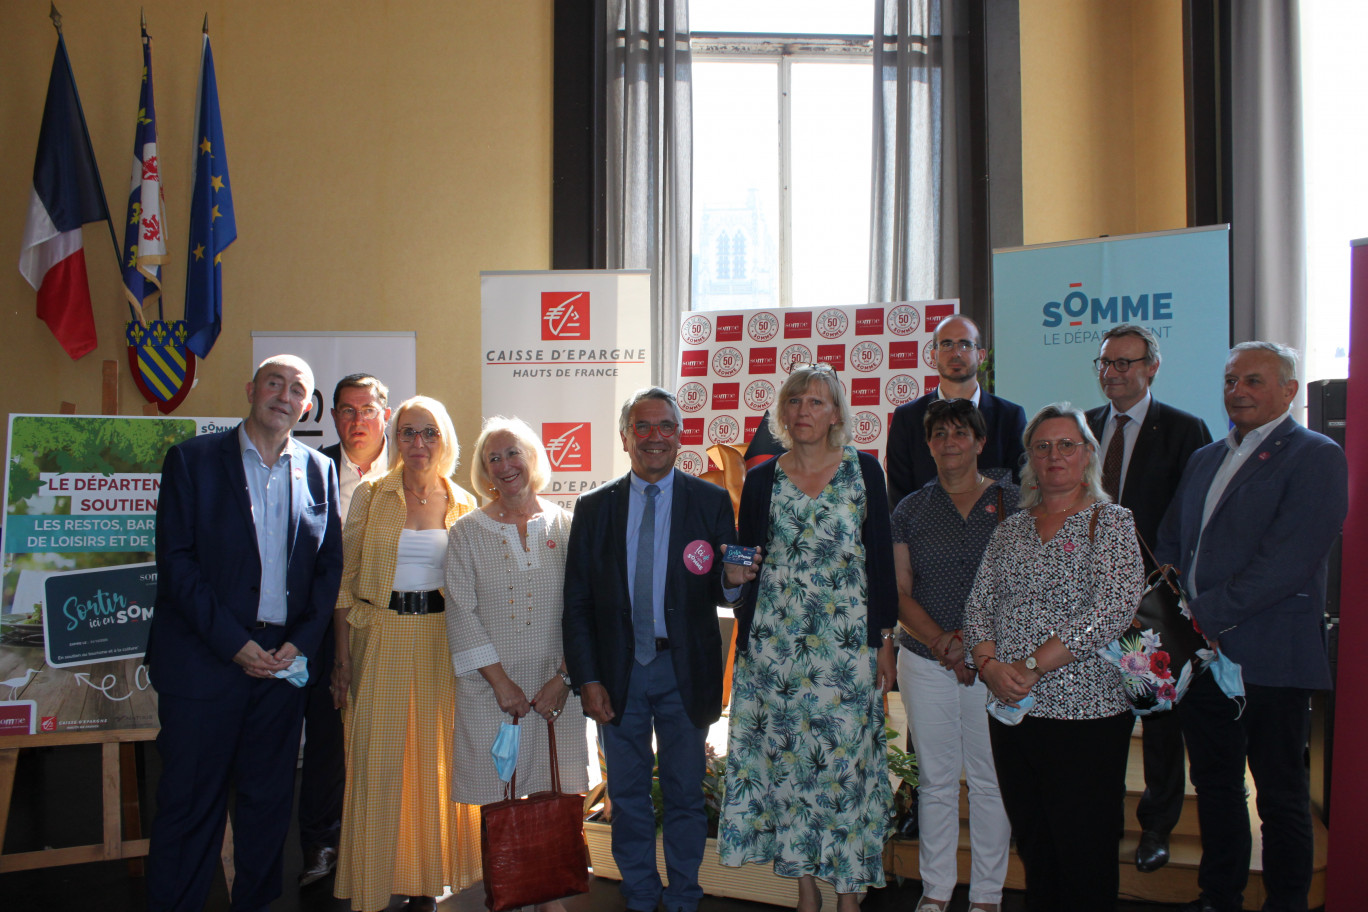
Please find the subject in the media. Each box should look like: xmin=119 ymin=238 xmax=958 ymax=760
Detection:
xmin=963 ymin=403 xmax=1143 ymax=912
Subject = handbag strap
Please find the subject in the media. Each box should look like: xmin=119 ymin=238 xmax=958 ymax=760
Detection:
xmin=503 ymin=711 xmax=567 ymax=800
xmin=1087 ymin=503 xmax=1102 ymax=542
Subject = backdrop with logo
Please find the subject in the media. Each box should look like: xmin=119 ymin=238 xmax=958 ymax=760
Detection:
xmin=992 ymin=226 xmax=1231 ymax=436
xmin=672 ymin=302 xmax=953 ymax=473
xmin=480 ymin=271 xmax=653 ymax=510
xmin=251 ymin=332 xmax=418 ymax=450
xmin=0 ymin=414 xmax=230 ymax=736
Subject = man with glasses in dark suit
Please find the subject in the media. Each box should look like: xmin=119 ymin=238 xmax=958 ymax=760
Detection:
xmin=1085 ymin=324 xmax=1211 ymax=874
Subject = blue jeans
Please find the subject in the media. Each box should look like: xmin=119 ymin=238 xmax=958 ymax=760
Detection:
xmin=601 ymin=654 xmax=709 ymax=912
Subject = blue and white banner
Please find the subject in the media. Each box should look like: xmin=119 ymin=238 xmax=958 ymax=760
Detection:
xmin=992 ymin=226 xmax=1230 ymax=436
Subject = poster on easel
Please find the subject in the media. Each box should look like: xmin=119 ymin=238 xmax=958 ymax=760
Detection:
xmin=0 ymin=414 xmax=226 ymax=736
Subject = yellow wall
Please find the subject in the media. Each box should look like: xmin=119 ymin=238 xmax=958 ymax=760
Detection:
xmin=1019 ymin=0 xmax=1187 ymax=245
xmin=0 ymin=0 xmax=552 ymax=455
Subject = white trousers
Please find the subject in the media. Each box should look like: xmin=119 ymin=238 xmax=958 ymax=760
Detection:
xmin=897 ymin=649 xmax=1011 ymax=904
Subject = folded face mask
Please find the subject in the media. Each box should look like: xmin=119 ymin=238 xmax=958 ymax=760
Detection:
xmin=1209 ymin=649 xmax=1247 ymax=719
xmin=491 ymin=719 xmax=521 ymax=783
xmin=273 ymin=654 xmax=309 ymax=688
xmin=986 ymin=694 xmax=1035 ymax=726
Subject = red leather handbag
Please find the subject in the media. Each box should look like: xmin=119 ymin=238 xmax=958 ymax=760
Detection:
xmin=479 ymin=715 xmax=590 ymax=911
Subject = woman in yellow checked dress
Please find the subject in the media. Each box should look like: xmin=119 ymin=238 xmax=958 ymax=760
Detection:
xmin=331 ymin=396 xmax=480 ymax=912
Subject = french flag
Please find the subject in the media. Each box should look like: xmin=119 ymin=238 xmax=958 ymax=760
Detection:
xmin=18 ymin=34 xmax=110 ymax=361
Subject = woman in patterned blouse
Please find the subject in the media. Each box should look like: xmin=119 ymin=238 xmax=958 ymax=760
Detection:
xmin=963 ymin=403 xmax=1143 ymax=912
xmin=892 ymin=398 xmax=1017 ymax=912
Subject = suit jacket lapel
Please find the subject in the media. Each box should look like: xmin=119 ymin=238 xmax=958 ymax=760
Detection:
xmin=1124 ymin=399 xmax=1162 ymax=494
xmin=220 ymin=426 xmax=258 ymax=551
xmin=287 ymin=442 xmax=305 ymax=558
xmin=1086 ymin=407 xmax=1106 ymax=441
xmin=1208 ymin=420 xmax=1296 ymax=522
xmin=665 ymin=470 xmax=688 ymax=612
xmin=611 ymin=474 xmax=632 ymax=613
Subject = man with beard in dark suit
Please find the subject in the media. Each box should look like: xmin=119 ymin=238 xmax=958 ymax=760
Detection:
xmin=886 ymin=315 xmax=1026 ymax=509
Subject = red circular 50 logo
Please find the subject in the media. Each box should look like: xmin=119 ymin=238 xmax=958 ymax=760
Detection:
xmin=887 ymin=305 xmax=921 ymax=336
xmin=681 ymin=315 xmax=712 ymax=346
xmin=677 ymin=382 xmax=708 ymax=412
xmin=853 ymin=411 xmax=882 ymax=445
xmin=817 ymin=308 xmax=849 ymax=340
xmin=747 ymin=312 xmax=779 ymax=342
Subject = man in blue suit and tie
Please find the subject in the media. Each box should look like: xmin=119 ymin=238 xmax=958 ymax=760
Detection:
xmin=1157 ymin=342 xmax=1347 ymax=912
xmin=563 ymin=387 xmax=757 ymax=912
xmin=145 ymin=354 xmax=344 ymax=912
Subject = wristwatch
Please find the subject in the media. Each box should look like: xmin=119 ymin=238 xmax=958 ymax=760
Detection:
xmin=1024 ymin=655 xmax=1041 ymax=674
xmin=559 ymin=670 xmax=572 ymax=686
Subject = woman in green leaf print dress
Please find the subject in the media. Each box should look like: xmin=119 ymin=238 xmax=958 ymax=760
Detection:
xmin=719 ymin=365 xmax=899 ymax=912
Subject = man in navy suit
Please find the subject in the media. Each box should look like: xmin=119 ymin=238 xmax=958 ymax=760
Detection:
xmin=1157 ymin=342 xmax=1347 ymax=912
xmin=146 ymin=354 xmax=344 ymax=912
xmin=886 ymin=315 xmax=1026 ymax=508
xmin=563 ymin=388 xmax=756 ymax=912
xmin=297 ymin=372 xmax=390 ymax=887
xmin=1085 ymin=324 xmax=1212 ymax=873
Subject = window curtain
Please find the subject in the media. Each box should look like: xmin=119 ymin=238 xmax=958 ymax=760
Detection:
xmin=603 ymin=0 xmax=692 ymax=387
xmin=1229 ymin=0 xmax=1305 ymax=356
xmin=869 ymin=0 xmax=957 ymax=303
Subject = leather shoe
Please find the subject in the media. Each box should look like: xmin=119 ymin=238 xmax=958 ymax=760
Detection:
xmin=298 ymin=845 xmax=337 ymax=887
xmin=405 ymin=897 xmax=437 ymax=912
xmin=1135 ymin=829 xmax=1170 ymax=872
xmin=1175 ymin=899 xmax=1219 ymax=912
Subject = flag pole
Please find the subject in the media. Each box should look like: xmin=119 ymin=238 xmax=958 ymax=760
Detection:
xmin=49 ymin=3 xmax=124 ymax=282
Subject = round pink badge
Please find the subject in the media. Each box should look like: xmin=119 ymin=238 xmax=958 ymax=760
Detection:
xmin=682 ymin=540 xmax=715 ymax=575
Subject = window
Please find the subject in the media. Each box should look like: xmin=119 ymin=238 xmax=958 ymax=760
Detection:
xmin=1301 ymin=0 xmax=1367 ymax=381
xmin=690 ymin=2 xmax=876 ymax=312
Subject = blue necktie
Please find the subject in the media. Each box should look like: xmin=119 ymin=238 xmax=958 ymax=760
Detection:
xmin=633 ymin=484 xmax=660 ymax=665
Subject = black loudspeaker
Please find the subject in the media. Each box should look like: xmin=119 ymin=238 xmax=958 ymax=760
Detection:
xmin=1305 ymin=379 xmax=1345 ymax=822
xmin=1306 ymin=378 xmax=1347 ymax=446
xmin=1306 ymin=379 xmax=1345 ymax=621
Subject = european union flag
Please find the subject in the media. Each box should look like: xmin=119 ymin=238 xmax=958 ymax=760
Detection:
xmin=184 ymin=29 xmax=235 ymax=359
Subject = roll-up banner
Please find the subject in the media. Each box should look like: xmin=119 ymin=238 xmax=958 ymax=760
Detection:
xmin=1326 ymin=237 xmax=1368 ymax=907
xmin=480 ymin=270 xmax=653 ymax=510
xmin=673 ymin=301 xmax=950 ymax=472
xmin=992 ymin=226 xmax=1231 ymax=434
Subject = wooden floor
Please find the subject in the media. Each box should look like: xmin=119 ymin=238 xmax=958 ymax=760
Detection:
xmin=882 ymin=720 xmax=1329 ymax=910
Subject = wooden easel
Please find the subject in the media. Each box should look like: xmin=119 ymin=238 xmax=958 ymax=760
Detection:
xmin=0 ymin=728 xmax=154 ymax=872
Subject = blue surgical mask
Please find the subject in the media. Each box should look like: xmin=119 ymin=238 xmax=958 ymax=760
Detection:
xmin=986 ymin=694 xmax=1035 ymax=726
xmin=1209 ymin=650 xmax=1246 ymax=719
xmin=272 ymin=654 xmax=309 ymax=688
xmin=491 ymin=719 xmax=521 ymax=782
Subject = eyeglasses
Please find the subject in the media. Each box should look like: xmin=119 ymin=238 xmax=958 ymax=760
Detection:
xmin=937 ymin=339 xmax=979 ymax=352
xmin=1030 ymin=439 xmax=1083 ymax=457
xmin=796 ymin=362 xmax=834 ymax=372
xmin=1093 ymin=357 xmax=1144 ymax=373
xmin=632 ymin=421 xmax=679 ymax=439
xmin=337 ymin=405 xmax=381 ymax=421
xmin=397 ymin=426 xmax=441 ymax=444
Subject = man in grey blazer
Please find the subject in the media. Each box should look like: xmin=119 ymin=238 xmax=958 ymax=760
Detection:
xmin=1085 ymin=324 xmax=1212 ymax=873
xmin=1157 ymin=342 xmax=1348 ymax=912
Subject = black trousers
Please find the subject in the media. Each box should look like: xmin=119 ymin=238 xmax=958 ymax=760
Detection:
xmin=297 ymin=617 xmax=345 ymax=852
xmin=989 ymin=711 xmax=1133 ymax=912
xmin=1179 ymin=672 xmax=1315 ymax=912
xmin=1136 ymin=709 xmax=1187 ymax=836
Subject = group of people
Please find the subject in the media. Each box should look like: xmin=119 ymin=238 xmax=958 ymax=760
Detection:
xmin=140 ymin=308 xmax=1346 ymax=912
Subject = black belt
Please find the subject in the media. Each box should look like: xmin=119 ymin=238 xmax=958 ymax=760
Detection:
xmin=251 ymin=621 xmax=284 ymax=630
xmin=654 ymin=637 xmax=670 ymax=652
xmin=388 ymin=590 xmax=445 ymax=614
